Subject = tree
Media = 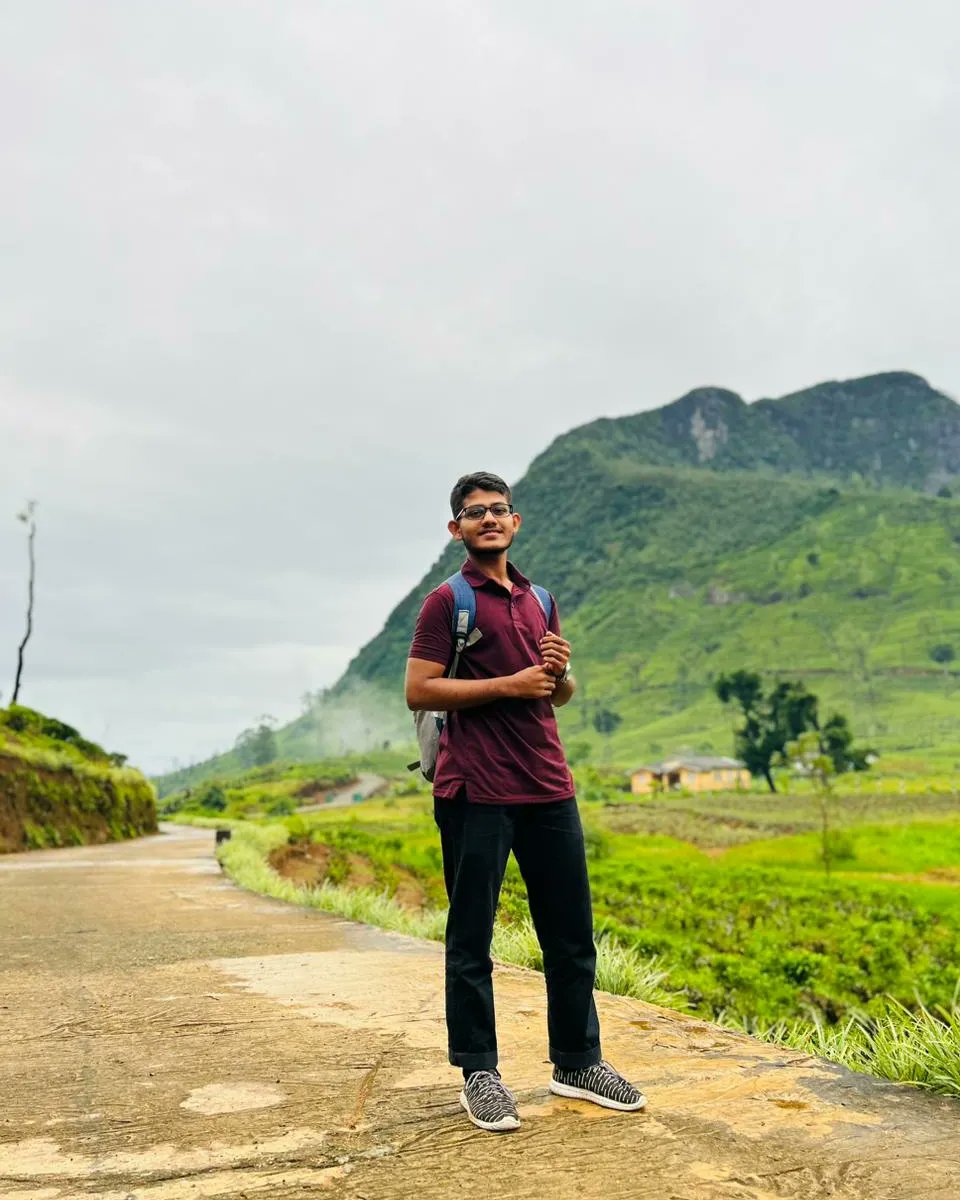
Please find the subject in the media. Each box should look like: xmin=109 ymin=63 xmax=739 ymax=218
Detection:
xmin=716 ymin=671 xmax=873 ymax=791
xmin=195 ymin=782 xmax=227 ymax=812
xmin=591 ymin=706 xmax=622 ymax=764
xmin=778 ymin=731 xmax=851 ymax=878
xmin=714 ymin=670 xmax=819 ymax=793
xmin=11 ymin=502 xmax=37 ymax=704
xmin=819 ymin=711 xmax=875 ymax=773
xmin=235 ymin=716 xmax=278 ymax=766
xmin=930 ymin=643 xmax=956 ymax=674
xmin=300 ymin=686 xmax=328 ymax=715
xmin=592 ymin=707 xmax=622 ymax=737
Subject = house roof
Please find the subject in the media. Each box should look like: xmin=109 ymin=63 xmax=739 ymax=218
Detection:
xmin=629 ymin=755 xmax=745 ymax=774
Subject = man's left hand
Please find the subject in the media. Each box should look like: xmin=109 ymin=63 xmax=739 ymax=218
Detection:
xmin=539 ymin=632 xmax=571 ymax=678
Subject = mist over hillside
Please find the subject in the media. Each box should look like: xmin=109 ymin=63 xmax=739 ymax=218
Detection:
xmin=155 ymin=371 xmax=960 ymax=789
xmin=336 ymin=371 xmax=960 ymax=767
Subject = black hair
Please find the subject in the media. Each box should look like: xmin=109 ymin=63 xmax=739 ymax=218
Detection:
xmin=449 ymin=471 xmax=512 ymax=518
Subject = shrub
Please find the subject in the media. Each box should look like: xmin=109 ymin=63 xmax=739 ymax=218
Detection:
xmin=266 ymin=796 xmax=296 ymax=816
xmin=583 ymin=823 xmax=612 ymax=860
xmin=283 ymin=815 xmax=308 ymax=843
xmin=195 ymin=783 xmax=227 ymax=812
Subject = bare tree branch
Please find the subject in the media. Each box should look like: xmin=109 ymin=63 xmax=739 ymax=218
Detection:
xmin=12 ymin=501 xmax=37 ymax=706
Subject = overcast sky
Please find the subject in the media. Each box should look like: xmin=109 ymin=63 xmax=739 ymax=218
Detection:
xmin=1 ymin=1 xmax=957 ymax=774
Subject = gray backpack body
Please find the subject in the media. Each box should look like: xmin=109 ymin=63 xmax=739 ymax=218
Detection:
xmin=408 ymin=571 xmax=553 ymax=781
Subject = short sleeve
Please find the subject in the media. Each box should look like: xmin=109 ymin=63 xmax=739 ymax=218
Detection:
xmin=409 ymin=585 xmax=454 ymax=666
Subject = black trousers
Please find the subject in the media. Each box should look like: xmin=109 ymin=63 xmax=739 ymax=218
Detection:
xmin=433 ymin=789 xmax=602 ymax=1072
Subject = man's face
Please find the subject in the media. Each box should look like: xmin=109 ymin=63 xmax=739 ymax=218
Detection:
xmin=448 ymin=489 xmax=521 ymax=557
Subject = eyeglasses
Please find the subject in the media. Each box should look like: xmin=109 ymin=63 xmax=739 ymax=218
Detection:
xmin=456 ymin=503 xmax=515 ymax=521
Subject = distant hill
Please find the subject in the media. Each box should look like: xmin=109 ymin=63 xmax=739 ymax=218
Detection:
xmin=338 ymin=371 xmax=960 ymax=767
xmin=156 ymin=372 xmax=960 ymax=791
xmin=557 ymin=372 xmax=960 ymax=492
xmin=154 ymin=684 xmax=412 ymax=797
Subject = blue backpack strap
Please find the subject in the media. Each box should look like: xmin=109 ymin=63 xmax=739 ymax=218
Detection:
xmin=445 ymin=572 xmax=476 ymax=666
xmin=530 ymin=584 xmax=553 ymax=627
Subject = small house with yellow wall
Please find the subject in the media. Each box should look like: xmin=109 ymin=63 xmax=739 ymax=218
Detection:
xmin=628 ymin=755 xmax=750 ymax=794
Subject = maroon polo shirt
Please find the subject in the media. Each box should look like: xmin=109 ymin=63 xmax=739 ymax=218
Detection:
xmin=409 ymin=558 xmax=574 ymax=804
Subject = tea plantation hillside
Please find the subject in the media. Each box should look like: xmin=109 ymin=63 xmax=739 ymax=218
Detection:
xmin=155 ymin=371 xmax=960 ymax=792
xmin=337 ymin=372 xmax=960 ymax=766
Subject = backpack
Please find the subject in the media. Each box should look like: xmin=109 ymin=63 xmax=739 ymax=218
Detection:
xmin=408 ymin=571 xmax=554 ymax=781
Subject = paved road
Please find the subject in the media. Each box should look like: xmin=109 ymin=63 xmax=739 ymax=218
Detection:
xmin=295 ymin=772 xmax=386 ymax=813
xmin=1 ymin=826 xmax=958 ymax=1199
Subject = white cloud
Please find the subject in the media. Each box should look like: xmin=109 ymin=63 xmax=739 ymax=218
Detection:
xmin=0 ymin=0 xmax=957 ymax=769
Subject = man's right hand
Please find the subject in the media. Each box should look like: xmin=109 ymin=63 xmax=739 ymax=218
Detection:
xmin=507 ymin=665 xmax=558 ymax=699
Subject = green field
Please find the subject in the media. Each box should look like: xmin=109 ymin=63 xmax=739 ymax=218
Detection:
xmin=168 ymin=760 xmax=960 ymax=1027
xmin=171 ymin=755 xmax=960 ymax=1094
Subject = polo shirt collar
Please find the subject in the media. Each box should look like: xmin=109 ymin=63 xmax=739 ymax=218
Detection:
xmin=460 ymin=557 xmax=530 ymax=592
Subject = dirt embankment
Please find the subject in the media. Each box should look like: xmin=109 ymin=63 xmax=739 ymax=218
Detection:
xmin=0 ymin=750 xmax=157 ymax=853
xmin=269 ymin=839 xmax=427 ymax=909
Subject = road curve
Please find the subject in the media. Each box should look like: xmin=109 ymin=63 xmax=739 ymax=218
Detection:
xmin=0 ymin=825 xmax=958 ymax=1199
xmin=295 ymin=772 xmax=386 ymax=813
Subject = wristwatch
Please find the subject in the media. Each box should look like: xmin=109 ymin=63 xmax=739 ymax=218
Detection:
xmin=552 ymin=663 xmax=570 ymax=685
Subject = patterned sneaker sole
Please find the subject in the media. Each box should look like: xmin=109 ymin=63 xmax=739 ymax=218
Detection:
xmin=549 ymin=1079 xmax=647 ymax=1111
xmin=459 ymin=1089 xmax=521 ymax=1132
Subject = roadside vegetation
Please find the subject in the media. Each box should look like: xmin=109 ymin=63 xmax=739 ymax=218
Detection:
xmin=0 ymin=705 xmax=156 ymax=851
xmin=169 ymin=754 xmax=960 ymax=1097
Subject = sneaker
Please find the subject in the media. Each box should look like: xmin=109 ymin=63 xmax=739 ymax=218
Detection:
xmin=459 ymin=1069 xmax=521 ymax=1132
xmin=549 ymin=1059 xmax=647 ymax=1111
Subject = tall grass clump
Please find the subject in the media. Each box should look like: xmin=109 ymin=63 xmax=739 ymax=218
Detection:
xmin=307 ymin=881 xmax=448 ymax=941
xmin=593 ymin=928 xmax=686 ymax=1010
xmin=216 ymin=821 xmax=447 ymax=939
xmin=728 ymin=991 xmax=960 ymax=1098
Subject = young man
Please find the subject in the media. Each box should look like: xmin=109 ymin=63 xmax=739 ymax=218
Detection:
xmin=405 ymin=471 xmax=647 ymax=1133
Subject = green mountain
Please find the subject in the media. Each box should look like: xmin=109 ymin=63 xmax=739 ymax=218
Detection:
xmin=557 ymin=371 xmax=960 ymax=490
xmin=339 ymin=371 xmax=960 ymax=768
xmin=154 ymin=371 xmax=960 ymax=793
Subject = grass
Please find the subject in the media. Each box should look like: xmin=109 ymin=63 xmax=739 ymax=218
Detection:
xmin=723 ymin=819 xmax=960 ymax=876
xmin=172 ymin=757 xmax=960 ymax=1096
xmin=595 ymin=783 xmax=960 ymax=849
xmin=210 ymin=806 xmax=960 ymax=1097
xmin=194 ymin=779 xmax=960 ymax=1023
xmin=216 ymin=820 xmax=686 ymax=1010
xmin=734 ymin=993 xmax=960 ymax=1095
xmin=0 ymin=738 xmax=146 ymax=784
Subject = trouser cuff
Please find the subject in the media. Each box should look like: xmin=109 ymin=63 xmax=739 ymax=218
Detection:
xmin=550 ymin=1044 xmax=602 ymax=1070
xmin=449 ymin=1049 xmax=499 ymax=1071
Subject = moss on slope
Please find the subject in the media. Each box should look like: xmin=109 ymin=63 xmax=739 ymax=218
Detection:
xmin=0 ymin=706 xmax=157 ymax=852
